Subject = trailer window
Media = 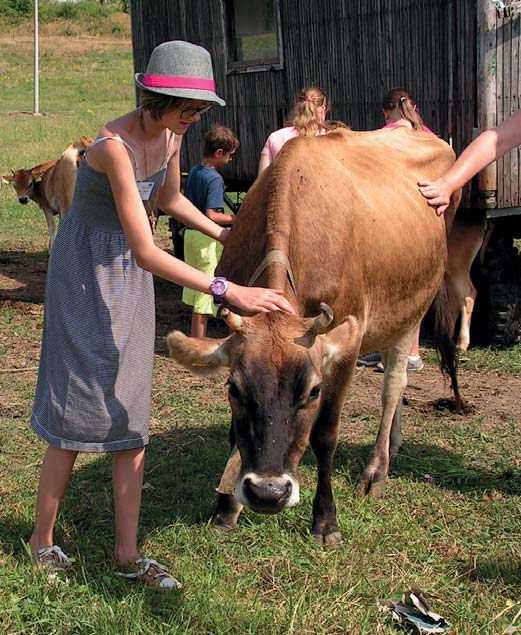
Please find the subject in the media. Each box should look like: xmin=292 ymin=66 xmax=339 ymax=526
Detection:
xmin=223 ymin=0 xmax=283 ymax=72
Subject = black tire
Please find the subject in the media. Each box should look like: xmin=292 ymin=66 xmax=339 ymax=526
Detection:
xmin=473 ymin=235 xmax=521 ymax=347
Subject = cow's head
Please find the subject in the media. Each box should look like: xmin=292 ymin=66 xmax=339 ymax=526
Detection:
xmin=167 ymin=304 xmax=360 ymax=514
xmin=3 ymin=167 xmax=46 ymax=204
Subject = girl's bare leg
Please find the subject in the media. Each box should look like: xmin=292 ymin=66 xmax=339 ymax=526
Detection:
xmin=191 ymin=312 xmax=208 ymax=338
xmin=409 ymin=325 xmax=421 ymax=357
xmin=112 ymin=447 xmax=145 ymax=566
xmin=29 ymin=446 xmax=78 ymax=553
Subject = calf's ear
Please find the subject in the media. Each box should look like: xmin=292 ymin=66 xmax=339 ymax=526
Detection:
xmin=166 ymin=330 xmax=233 ymax=376
xmin=318 ymin=315 xmax=361 ymax=370
xmin=1 ymin=173 xmax=14 ymax=184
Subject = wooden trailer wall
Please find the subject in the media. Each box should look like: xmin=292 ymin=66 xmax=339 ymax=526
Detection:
xmin=131 ymin=0 xmax=477 ymax=202
xmin=479 ymin=5 xmax=521 ymax=209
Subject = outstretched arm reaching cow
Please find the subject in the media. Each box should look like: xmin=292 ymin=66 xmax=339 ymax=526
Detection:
xmin=419 ymin=109 xmax=521 ymax=215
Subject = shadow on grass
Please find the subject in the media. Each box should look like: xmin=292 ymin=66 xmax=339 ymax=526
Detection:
xmin=332 ymin=439 xmax=521 ymax=497
xmin=466 ymin=558 xmax=521 ymax=584
xmin=0 ymin=249 xmax=48 ymax=304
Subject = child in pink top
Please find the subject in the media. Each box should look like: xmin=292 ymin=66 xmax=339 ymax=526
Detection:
xmin=258 ymin=86 xmax=329 ymax=175
xmin=381 ymin=88 xmax=434 ymax=134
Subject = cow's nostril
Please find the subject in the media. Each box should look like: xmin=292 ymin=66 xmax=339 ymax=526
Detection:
xmin=19 ymin=197 xmax=29 ymax=205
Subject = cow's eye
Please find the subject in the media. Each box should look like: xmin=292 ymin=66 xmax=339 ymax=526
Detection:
xmin=227 ymin=380 xmax=241 ymax=401
xmin=308 ymin=384 xmax=321 ymax=402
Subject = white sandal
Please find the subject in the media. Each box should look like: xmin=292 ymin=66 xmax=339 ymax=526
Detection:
xmin=114 ymin=557 xmax=182 ymax=590
xmin=34 ymin=545 xmax=72 ymax=572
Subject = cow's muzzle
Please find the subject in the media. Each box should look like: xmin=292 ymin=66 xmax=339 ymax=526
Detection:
xmin=19 ymin=197 xmax=29 ymax=204
xmin=236 ymin=473 xmax=300 ymax=514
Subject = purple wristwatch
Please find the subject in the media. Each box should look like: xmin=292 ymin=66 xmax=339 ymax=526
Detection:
xmin=209 ymin=276 xmax=228 ymax=306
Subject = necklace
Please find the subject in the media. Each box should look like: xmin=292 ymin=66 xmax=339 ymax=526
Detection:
xmin=138 ymin=108 xmax=159 ymax=233
xmin=138 ymin=108 xmax=149 ymax=178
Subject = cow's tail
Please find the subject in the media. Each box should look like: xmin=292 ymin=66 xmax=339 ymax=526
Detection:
xmin=432 ymin=278 xmax=463 ymax=413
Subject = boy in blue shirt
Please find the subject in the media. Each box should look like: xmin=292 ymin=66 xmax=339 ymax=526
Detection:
xmin=182 ymin=125 xmax=239 ymax=336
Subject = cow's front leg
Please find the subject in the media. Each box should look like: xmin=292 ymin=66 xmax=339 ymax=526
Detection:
xmin=45 ymin=209 xmax=56 ymax=252
xmin=355 ymin=346 xmax=409 ymax=497
xmin=310 ymin=360 xmax=355 ymax=546
xmin=212 ymin=445 xmax=243 ymax=532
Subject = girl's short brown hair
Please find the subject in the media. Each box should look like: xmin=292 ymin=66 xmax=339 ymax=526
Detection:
xmin=139 ymin=89 xmax=186 ymax=120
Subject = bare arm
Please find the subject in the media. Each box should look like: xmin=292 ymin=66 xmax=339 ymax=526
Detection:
xmin=419 ymin=109 xmax=521 ymax=215
xmin=157 ymin=139 xmax=228 ymax=242
xmin=88 ymin=138 xmax=294 ymax=315
xmin=206 ymin=208 xmax=234 ymax=225
xmin=258 ymin=153 xmax=271 ymax=176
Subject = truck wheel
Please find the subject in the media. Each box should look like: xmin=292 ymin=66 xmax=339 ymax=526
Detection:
xmin=474 ymin=236 xmax=521 ymax=347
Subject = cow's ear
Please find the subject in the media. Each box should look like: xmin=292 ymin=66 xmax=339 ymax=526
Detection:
xmin=166 ymin=330 xmax=233 ymax=376
xmin=1 ymin=173 xmax=14 ymax=184
xmin=318 ymin=316 xmax=361 ymax=370
xmin=31 ymin=167 xmax=46 ymax=179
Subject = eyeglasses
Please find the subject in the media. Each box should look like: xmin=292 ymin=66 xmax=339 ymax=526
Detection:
xmin=180 ymin=103 xmax=213 ymax=119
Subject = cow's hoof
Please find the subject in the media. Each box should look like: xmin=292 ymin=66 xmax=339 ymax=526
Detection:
xmin=354 ymin=475 xmax=386 ymax=498
xmin=311 ymin=518 xmax=342 ymax=548
xmin=210 ymin=517 xmax=237 ymax=534
xmin=313 ymin=530 xmax=342 ymax=548
xmin=210 ymin=493 xmax=242 ymax=533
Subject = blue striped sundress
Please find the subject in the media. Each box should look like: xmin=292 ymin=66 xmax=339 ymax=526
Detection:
xmin=31 ymin=134 xmax=173 ymax=452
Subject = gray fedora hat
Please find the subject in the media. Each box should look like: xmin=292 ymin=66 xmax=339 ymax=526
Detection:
xmin=135 ymin=40 xmax=225 ymax=106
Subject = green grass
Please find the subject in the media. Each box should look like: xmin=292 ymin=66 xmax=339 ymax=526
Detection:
xmin=1 ymin=18 xmax=521 ymax=635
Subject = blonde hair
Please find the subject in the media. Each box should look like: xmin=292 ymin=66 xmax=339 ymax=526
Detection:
xmin=287 ymin=86 xmax=329 ymax=137
xmin=381 ymin=88 xmax=425 ymax=131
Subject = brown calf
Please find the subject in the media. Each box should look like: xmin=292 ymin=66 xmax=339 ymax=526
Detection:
xmin=2 ymin=137 xmax=92 ymax=251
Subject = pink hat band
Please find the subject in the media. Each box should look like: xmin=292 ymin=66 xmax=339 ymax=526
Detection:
xmin=142 ymin=74 xmax=216 ymax=92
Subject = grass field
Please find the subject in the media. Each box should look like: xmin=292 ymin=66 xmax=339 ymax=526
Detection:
xmin=1 ymin=15 xmax=521 ymax=635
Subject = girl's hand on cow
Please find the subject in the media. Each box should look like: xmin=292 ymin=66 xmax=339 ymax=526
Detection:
xmin=226 ymin=282 xmax=296 ymax=315
xmin=417 ymin=178 xmax=453 ymax=216
xmin=218 ymin=228 xmax=231 ymax=244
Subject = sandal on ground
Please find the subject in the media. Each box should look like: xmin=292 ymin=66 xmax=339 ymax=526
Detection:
xmin=114 ymin=557 xmax=182 ymax=590
xmin=34 ymin=545 xmax=72 ymax=573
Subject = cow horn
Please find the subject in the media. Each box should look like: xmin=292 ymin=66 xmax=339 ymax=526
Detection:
xmin=312 ymin=302 xmax=334 ymax=334
xmin=221 ymin=308 xmax=243 ymax=331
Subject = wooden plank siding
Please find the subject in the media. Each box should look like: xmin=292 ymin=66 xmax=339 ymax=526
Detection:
xmin=495 ymin=10 xmax=521 ymax=208
xmin=130 ymin=0 xmax=508 ymax=209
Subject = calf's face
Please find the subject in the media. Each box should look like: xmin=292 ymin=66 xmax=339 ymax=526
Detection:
xmin=6 ymin=169 xmax=37 ymax=204
xmin=167 ymin=306 xmax=359 ymax=514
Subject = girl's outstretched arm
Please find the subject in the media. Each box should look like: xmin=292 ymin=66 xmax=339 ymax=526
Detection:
xmin=419 ymin=109 xmax=521 ymax=215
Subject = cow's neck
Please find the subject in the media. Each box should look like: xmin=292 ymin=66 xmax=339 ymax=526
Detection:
xmin=31 ymin=181 xmax=45 ymax=208
xmin=248 ymin=248 xmax=297 ymax=299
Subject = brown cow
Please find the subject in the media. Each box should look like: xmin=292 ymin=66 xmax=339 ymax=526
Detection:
xmin=167 ymin=127 xmax=461 ymax=545
xmin=2 ymin=137 xmax=92 ymax=251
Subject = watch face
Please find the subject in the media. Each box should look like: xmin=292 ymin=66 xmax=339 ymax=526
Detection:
xmin=211 ymin=279 xmax=227 ymax=295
